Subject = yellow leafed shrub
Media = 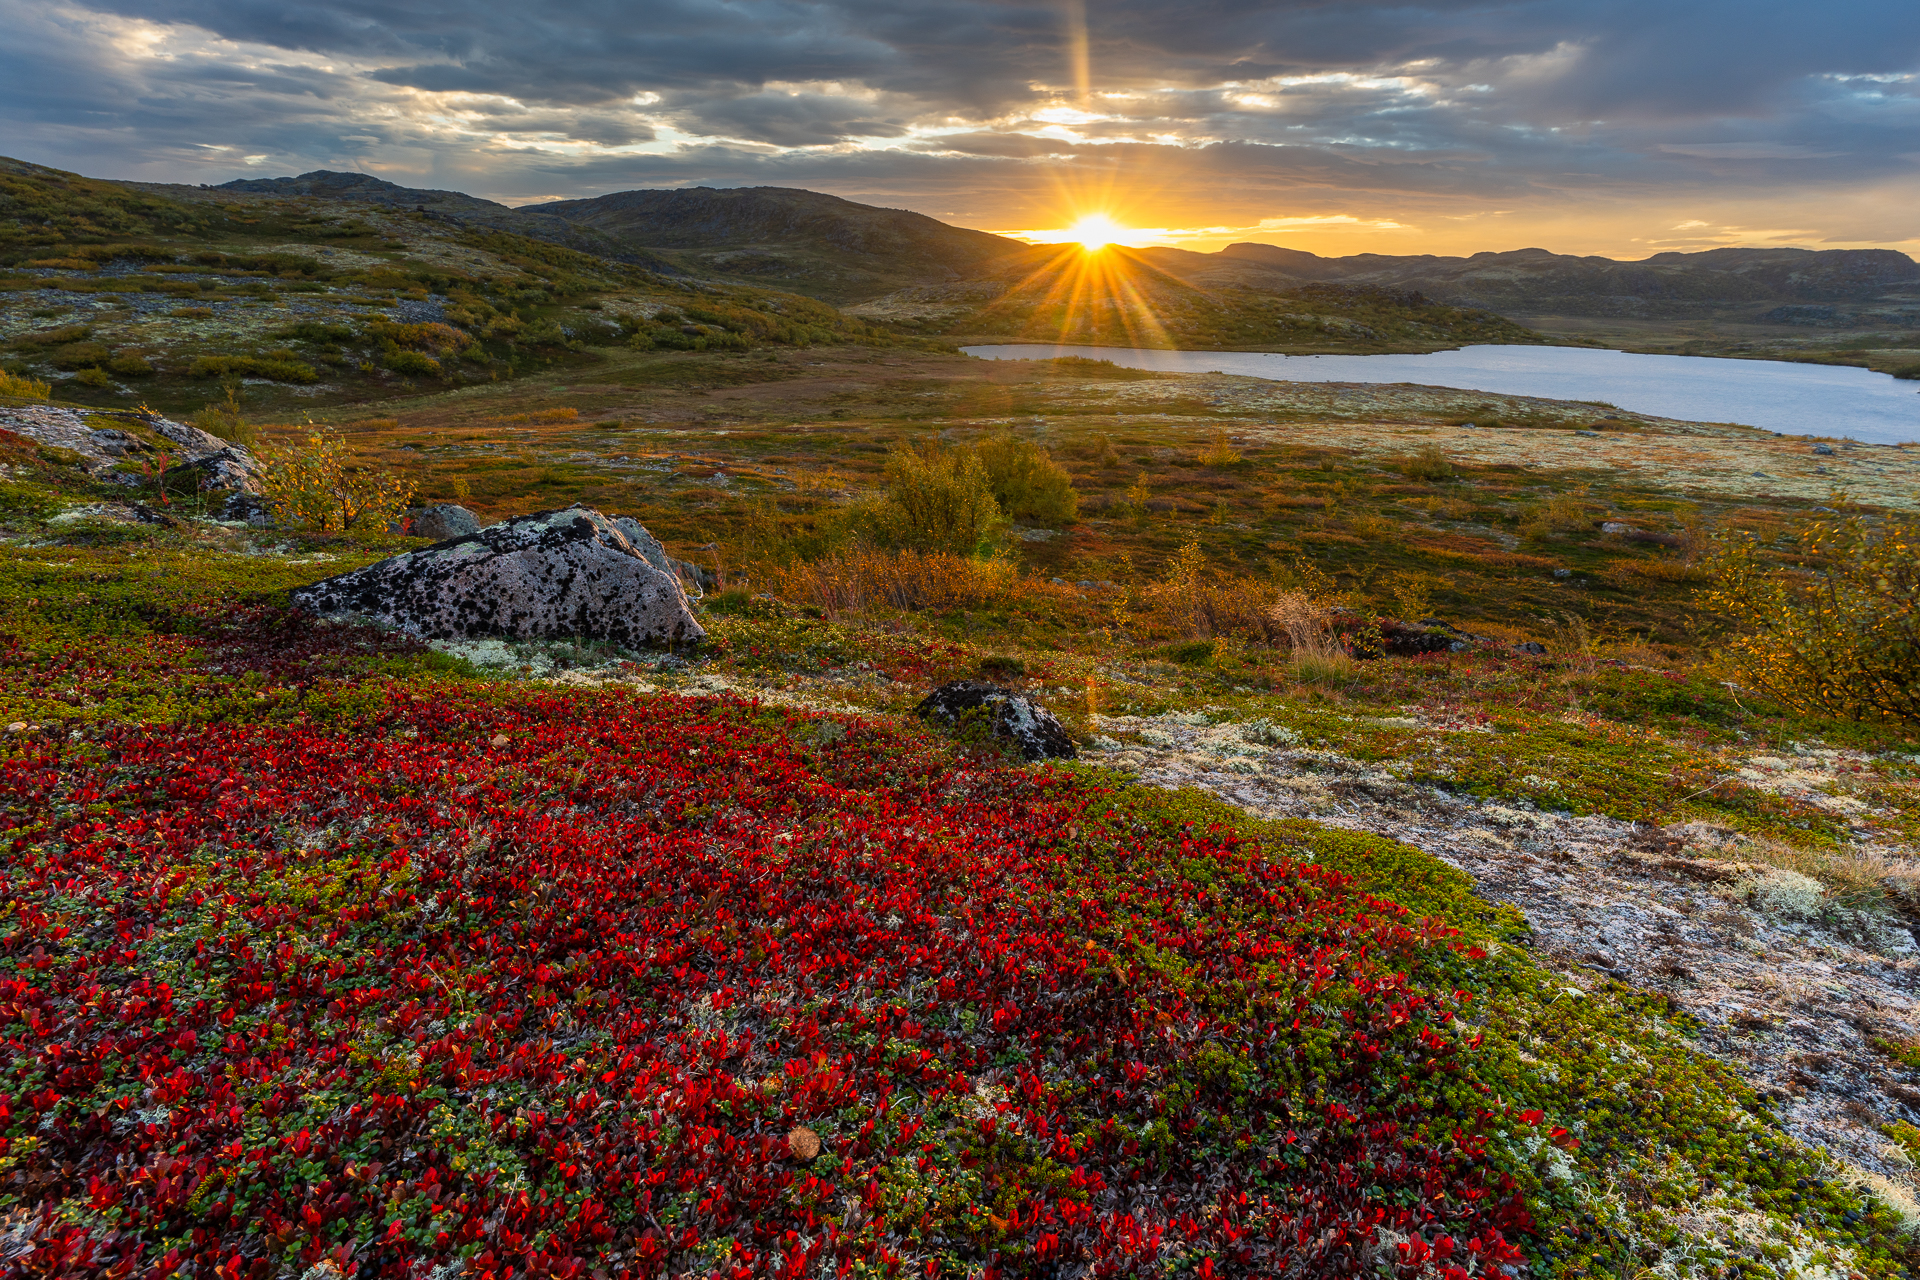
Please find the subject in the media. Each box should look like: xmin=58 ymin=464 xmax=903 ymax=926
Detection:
xmin=0 ymin=370 xmax=52 ymax=400
xmin=257 ymin=430 xmax=417 ymax=534
xmin=1702 ymin=510 xmax=1920 ymax=724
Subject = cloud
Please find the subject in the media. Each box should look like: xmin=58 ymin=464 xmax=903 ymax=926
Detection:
xmin=1658 ymin=142 xmax=1851 ymax=159
xmin=0 ymin=0 xmax=1914 ymax=259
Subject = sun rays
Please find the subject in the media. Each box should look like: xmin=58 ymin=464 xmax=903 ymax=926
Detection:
xmin=1067 ymin=212 xmax=1125 ymax=251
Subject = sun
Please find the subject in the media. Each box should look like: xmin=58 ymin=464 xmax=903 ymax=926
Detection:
xmin=1067 ymin=212 xmax=1126 ymax=251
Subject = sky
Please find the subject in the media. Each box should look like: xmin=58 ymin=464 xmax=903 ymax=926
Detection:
xmin=3 ymin=0 xmax=1918 ymax=259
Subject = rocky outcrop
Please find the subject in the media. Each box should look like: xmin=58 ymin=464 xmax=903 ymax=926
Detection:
xmin=290 ymin=506 xmax=706 ymax=646
xmin=913 ymin=680 xmax=1077 ymax=761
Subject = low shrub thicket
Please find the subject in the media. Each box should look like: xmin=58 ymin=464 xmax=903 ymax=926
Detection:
xmin=1704 ymin=511 xmax=1920 ymax=724
xmin=769 ymin=544 xmax=1022 ymax=618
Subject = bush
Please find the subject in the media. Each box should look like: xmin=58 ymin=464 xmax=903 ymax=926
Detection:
xmin=974 ymin=432 xmax=1079 ymax=525
xmin=73 ymin=368 xmax=111 ymax=387
xmin=188 ymin=355 xmax=319 ymax=384
xmin=191 ymin=388 xmax=258 ymax=446
xmin=106 ymin=354 xmax=153 ymax=376
xmin=1400 ymin=442 xmax=1455 ymax=481
xmin=1703 ymin=511 xmax=1920 ymax=723
xmin=49 ymin=341 xmax=109 ymax=370
xmin=0 ymin=370 xmax=51 ymax=399
xmin=382 ymin=349 xmax=441 ymax=377
xmin=1197 ymin=430 xmax=1244 ymax=466
xmin=876 ymin=442 xmax=1005 ymax=555
xmin=257 ymin=430 xmax=416 ymax=534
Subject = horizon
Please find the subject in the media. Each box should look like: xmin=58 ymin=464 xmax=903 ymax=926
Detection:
xmin=84 ymin=161 xmax=1919 ymax=267
xmin=2 ymin=0 xmax=1915 ymax=259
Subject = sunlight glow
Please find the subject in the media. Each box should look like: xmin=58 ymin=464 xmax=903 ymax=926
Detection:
xmin=1068 ymin=213 xmax=1126 ymax=251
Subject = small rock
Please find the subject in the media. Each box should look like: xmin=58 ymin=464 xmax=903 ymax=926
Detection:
xmin=1514 ymin=641 xmax=1548 ymax=656
xmin=1552 ymin=568 xmax=1574 ymax=579
xmin=1600 ymin=521 xmax=1634 ymax=535
xmin=400 ymin=503 xmax=482 ymax=542
xmin=1812 ymin=444 xmax=1835 ymax=455
xmin=913 ymin=680 xmax=1077 ymax=762
xmin=490 ymin=734 xmax=510 ymax=748
xmin=1575 ymin=429 xmax=1600 ymax=437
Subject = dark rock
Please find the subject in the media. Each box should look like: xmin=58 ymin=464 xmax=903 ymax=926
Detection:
xmin=290 ymin=505 xmax=706 ymax=646
xmin=1812 ymin=444 xmax=1835 ymax=455
xmin=399 ymin=503 xmax=482 ymax=542
xmin=1514 ymin=641 xmax=1548 ymax=656
xmin=161 ymin=446 xmax=260 ymax=496
xmin=670 ymin=558 xmax=712 ymax=594
xmin=217 ymin=491 xmax=272 ymax=526
xmin=912 ymin=680 xmax=1077 ymax=761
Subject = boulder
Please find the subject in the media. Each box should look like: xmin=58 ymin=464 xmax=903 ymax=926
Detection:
xmin=399 ymin=503 xmax=482 ymax=542
xmin=161 ymin=446 xmax=261 ymax=496
xmin=912 ymin=680 xmax=1077 ymax=762
xmin=290 ymin=505 xmax=706 ymax=646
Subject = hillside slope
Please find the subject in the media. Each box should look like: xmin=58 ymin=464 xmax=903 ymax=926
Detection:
xmin=527 ymin=185 xmax=1028 ymax=304
xmin=185 ymin=169 xmax=680 ymax=272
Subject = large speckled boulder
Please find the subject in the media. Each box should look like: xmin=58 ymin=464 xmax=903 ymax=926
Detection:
xmin=290 ymin=506 xmax=706 ymax=646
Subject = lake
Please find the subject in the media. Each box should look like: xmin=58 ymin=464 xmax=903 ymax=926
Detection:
xmin=961 ymin=343 xmax=1920 ymax=445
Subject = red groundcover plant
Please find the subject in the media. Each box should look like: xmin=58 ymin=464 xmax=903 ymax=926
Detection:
xmin=1 ymin=680 xmax=1537 ymax=1278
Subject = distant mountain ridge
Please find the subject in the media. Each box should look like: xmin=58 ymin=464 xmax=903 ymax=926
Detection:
xmin=137 ymin=167 xmax=1920 ymax=326
xmin=1199 ymin=242 xmax=1920 ymax=319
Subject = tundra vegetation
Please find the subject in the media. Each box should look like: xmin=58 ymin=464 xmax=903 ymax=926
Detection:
xmin=2 ymin=157 xmax=1919 ymax=1279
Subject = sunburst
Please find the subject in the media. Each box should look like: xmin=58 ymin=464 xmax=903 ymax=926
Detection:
xmin=1066 ymin=212 xmax=1126 ymax=251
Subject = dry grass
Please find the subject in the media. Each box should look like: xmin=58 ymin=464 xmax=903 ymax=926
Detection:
xmin=492 ymin=408 xmax=579 ymax=424
xmin=769 ymin=545 xmax=1023 ymax=619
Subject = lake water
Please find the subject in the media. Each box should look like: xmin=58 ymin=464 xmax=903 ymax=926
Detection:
xmin=961 ymin=343 xmax=1920 ymax=445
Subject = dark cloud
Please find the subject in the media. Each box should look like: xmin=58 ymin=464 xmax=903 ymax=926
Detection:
xmin=0 ymin=0 xmax=1913 ymax=252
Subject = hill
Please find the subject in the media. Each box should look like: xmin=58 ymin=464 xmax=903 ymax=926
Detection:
xmin=0 ymin=156 xmax=908 ymax=419
xmin=184 ymin=169 xmax=681 ymax=272
xmin=526 ymin=185 xmax=1028 ymax=304
xmin=1206 ymin=242 xmax=1920 ymax=324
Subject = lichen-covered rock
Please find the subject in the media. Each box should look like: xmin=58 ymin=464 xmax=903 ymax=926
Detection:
xmin=290 ymin=505 xmax=706 ymax=646
xmin=913 ymin=680 xmax=1077 ymax=761
xmin=399 ymin=503 xmax=482 ymax=542
xmin=162 ymin=446 xmax=260 ymax=496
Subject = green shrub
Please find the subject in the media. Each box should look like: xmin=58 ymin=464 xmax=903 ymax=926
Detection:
xmin=49 ymin=341 xmax=109 ymax=370
xmin=975 ymin=433 xmax=1078 ymax=525
xmin=191 ymin=387 xmax=258 ymax=446
xmin=106 ymin=354 xmax=153 ymax=376
xmin=382 ymin=350 xmax=441 ymax=377
xmin=73 ymin=368 xmax=111 ymax=387
xmin=1703 ymin=511 xmax=1920 ymax=724
xmin=1892 ymin=364 xmax=1920 ymax=381
xmin=11 ymin=324 xmax=88 ymax=349
xmin=187 ymin=355 xmax=319 ymax=384
xmin=875 ymin=442 xmax=1006 ymax=555
xmin=1400 ymin=442 xmax=1455 ymax=481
